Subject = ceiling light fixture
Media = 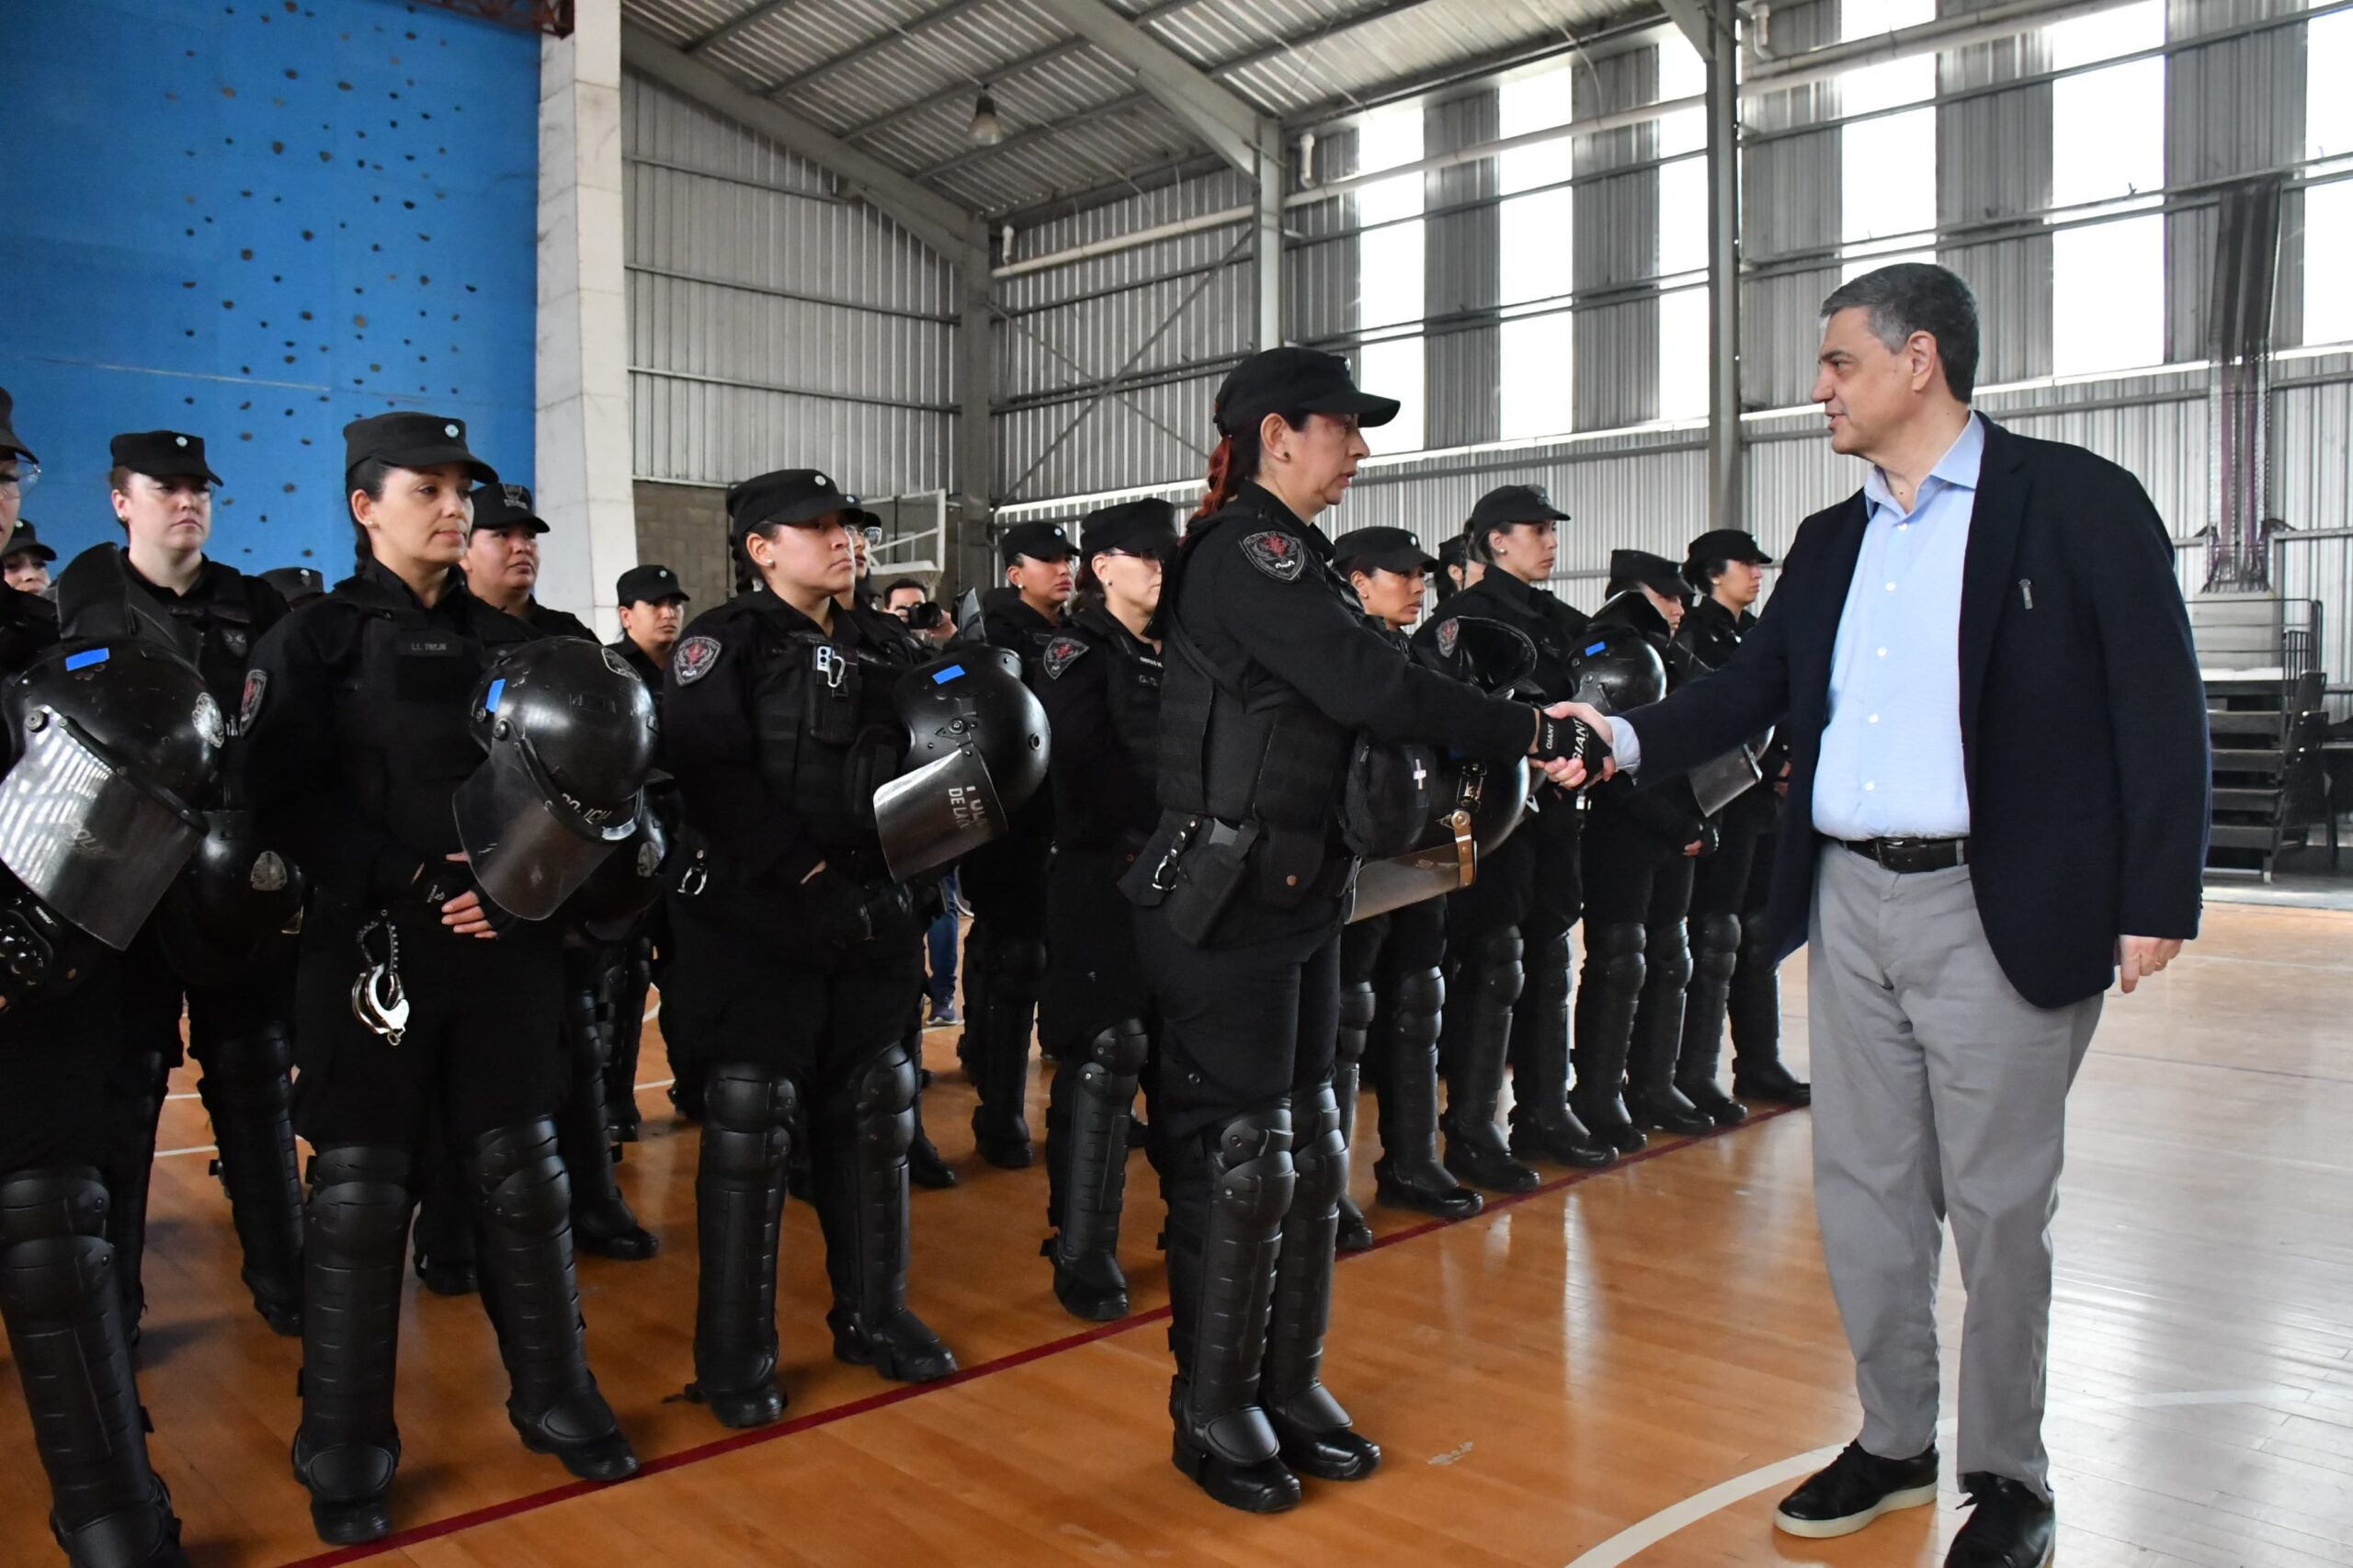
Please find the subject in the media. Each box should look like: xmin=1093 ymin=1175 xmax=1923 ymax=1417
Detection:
xmin=969 ymin=86 xmax=1007 ymax=147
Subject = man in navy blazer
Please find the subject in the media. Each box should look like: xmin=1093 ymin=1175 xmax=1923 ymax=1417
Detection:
xmin=1569 ymin=264 xmax=2209 ymax=1568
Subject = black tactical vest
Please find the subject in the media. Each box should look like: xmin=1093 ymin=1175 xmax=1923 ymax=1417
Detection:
xmin=1155 ymin=514 xmax=1351 ymax=836
xmin=737 ymin=597 xmax=909 ymax=856
xmin=1072 ymin=607 xmax=1162 ymax=779
xmin=331 ymin=570 xmax=536 ymax=869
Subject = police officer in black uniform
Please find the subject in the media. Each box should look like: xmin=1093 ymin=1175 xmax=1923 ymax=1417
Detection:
xmin=245 ymin=414 xmax=639 ymax=1545
xmin=1676 ymin=530 xmax=1811 ymax=1110
xmin=6 ymin=521 xmax=58 ymax=596
xmin=1332 ymin=528 xmax=1481 ymax=1241
xmin=0 ymin=391 xmax=213 ymax=1568
xmin=1031 ymin=498 xmax=1177 ymax=1320
xmin=1417 ymin=485 xmax=1615 ymax=1190
xmin=604 ymin=562 xmax=689 ymax=1137
xmin=1572 ymin=551 xmax=1720 ymax=1147
xmin=55 ymin=430 xmax=306 ymax=1343
xmin=955 ymin=519 xmax=1076 ymax=1166
xmin=1128 ymin=348 xmax=1593 ymax=1514
xmin=660 ymin=469 xmax=959 ymax=1430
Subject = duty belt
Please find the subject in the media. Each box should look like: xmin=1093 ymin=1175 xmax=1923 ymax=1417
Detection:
xmin=1837 ymin=835 xmax=1969 ymax=874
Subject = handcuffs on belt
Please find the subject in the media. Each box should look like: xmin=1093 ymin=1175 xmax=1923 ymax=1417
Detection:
xmin=350 ymin=914 xmax=410 ymax=1047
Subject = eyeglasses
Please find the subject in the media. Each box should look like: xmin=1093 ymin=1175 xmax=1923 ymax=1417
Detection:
xmin=0 ymin=463 xmax=40 ymax=498
xmin=861 ymin=525 xmax=883 ymax=546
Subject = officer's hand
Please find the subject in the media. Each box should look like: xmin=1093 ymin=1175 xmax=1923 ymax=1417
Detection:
xmin=1530 ymin=702 xmax=1615 ymax=787
xmin=800 ymin=865 xmax=875 ymax=945
xmin=1684 ymin=839 xmax=1706 ymax=857
xmin=435 ymin=853 xmax=499 ymax=939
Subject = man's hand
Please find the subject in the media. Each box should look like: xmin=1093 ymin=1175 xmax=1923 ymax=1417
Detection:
xmin=2116 ymin=935 xmax=2183 ymax=994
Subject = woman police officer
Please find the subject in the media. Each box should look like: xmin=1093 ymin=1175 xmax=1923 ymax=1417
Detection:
xmin=1031 ymin=497 xmax=1179 ymax=1321
xmin=1126 ymin=347 xmax=1592 ymax=1514
xmin=658 ymin=469 xmax=958 ymax=1430
xmin=244 ymin=415 xmax=639 ymax=1546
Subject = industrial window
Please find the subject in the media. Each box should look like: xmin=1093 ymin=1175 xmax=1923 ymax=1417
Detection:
xmin=2049 ymin=1 xmax=2165 ymax=376
xmin=1840 ymin=0 xmax=1938 ymax=275
xmin=1357 ymin=104 xmax=1427 ymax=452
xmin=1656 ymin=38 xmax=1710 ymax=421
xmin=1498 ymin=67 xmax=1575 ymax=439
xmin=2305 ymin=9 xmax=2353 ymax=346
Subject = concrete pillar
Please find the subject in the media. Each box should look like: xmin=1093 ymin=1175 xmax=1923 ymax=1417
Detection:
xmin=536 ymin=0 xmax=636 ymax=638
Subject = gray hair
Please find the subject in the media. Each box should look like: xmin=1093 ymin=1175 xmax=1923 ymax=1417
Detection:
xmin=1821 ymin=262 xmax=1981 ymax=403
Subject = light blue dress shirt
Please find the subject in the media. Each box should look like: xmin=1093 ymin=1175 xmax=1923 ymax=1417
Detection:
xmin=1606 ymin=414 xmax=1984 ymax=845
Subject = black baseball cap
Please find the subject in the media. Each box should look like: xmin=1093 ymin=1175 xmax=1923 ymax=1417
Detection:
xmin=344 ymin=412 xmax=497 ymax=484
xmin=0 ymin=389 xmax=32 ymax=464
xmin=1437 ymin=533 xmax=1470 ymax=570
xmin=617 ymin=563 xmax=688 ymax=606
xmin=1332 ymin=526 xmax=1439 ymax=577
xmin=1610 ymin=548 xmax=1693 ymax=604
xmin=471 ymin=481 xmax=550 ymax=535
xmin=726 ymin=469 xmax=860 ymax=536
xmin=1684 ymin=528 xmax=1773 ymax=567
xmin=110 ymin=429 xmax=222 ymax=485
xmin=1212 ymin=347 xmax=1401 ymax=437
xmin=999 ymin=520 xmax=1077 ymax=565
xmin=1079 ymin=499 xmax=1178 ymax=561
xmin=3 ymin=522 xmax=55 ymax=565
xmin=1468 ymin=483 xmax=1571 ymax=531
xmin=258 ymin=564 xmax=325 ymax=604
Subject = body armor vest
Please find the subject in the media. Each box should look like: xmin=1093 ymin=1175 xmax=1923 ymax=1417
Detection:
xmin=1155 ymin=517 xmax=1351 ymax=836
xmin=331 ymin=574 xmax=536 ymax=879
xmin=1075 ymin=607 xmax=1163 ymax=789
xmin=737 ymin=599 xmax=909 ymax=856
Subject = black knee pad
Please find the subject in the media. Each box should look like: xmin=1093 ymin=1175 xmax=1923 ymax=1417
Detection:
xmin=1085 ymin=1019 xmax=1150 ymax=1081
xmin=701 ymin=1064 xmax=795 ymax=1180
xmin=1647 ymin=921 xmax=1693 ymax=992
xmin=993 ymin=935 xmax=1048 ymax=997
xmin=1336 ymin=982 xmax=1375 ymax=1058
xmin=0 ymin=1168 xmax=108 ymax=1249
xmin=1391 ymin=965 xmax=1443 ymax=1023
xmin=1690 ymin=914 xmax=1741 ymax=980
xmin=1522 ymin=929 xmax=1572 ymax=1007
xmin=196 ymin=1024 xmax=294 ymax=1085
xmin=1288 ymin=1085 xmax=1346 ymax=1210
xmin=847 ymin=1045 xmax=917 ymax=1163
xmin=466 ymin=1121 xmax=569 ymax=1235
xmin=1737 ymin=910 xmax=1775 ymax=967
xmin=1203 ymin=1104 xmax=1295 ymax=1230
xmin=304 ymin=1146 xmax=414 ymax=1246
xmin=1587 ymin=921 xmax=1647 ymax=992
xmin=1463 ymin=927 xmax=1524 ymax=1003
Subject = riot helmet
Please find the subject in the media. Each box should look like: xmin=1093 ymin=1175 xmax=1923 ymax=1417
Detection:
xmin=873 ymin=647 xmax=1050 ymax=882
xmin=1562 ymin=623 xmax=1667 ymax=714
xmin=453 ymin=638 xmax=659 ymax=920
xmin=153 ymin=809 xmax=305 ymax=980
xmin=559 ymin=808 xmax=669 ymax=943
xmin=1350 ymin=754 xmax=1530 ymax=923
xmin=0 ymin=639 xmax=222 ymax=949
xmin=1414 ymin=615 xmax=1539 ymax=697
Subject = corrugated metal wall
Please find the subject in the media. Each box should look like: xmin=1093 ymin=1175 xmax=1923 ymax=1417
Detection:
xmin=622 ymin=72 xmax=959 ymax=494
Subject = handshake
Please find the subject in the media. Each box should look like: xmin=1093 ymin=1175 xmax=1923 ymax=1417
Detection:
xmin=1527 ymin=701 xmax=1620 ymax=789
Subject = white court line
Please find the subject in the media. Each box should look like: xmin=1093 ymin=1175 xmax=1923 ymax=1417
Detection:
xmin=1563 ymin=1388 xmax=2304 ymax=1566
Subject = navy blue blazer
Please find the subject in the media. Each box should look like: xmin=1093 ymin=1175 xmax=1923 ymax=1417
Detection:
xmin=1625 ymin=416 xmax=2210 ymax=1009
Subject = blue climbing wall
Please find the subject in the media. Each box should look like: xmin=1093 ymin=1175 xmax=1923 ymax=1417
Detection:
xmin=0 ymin=0 xmax=540 ymax=574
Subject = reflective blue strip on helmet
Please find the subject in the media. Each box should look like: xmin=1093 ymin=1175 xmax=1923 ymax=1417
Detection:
xmin=931 ymin=665 xmax=965 ymax=684
xmin=64 ymin=648 xmax=109 ymax=671
xmin=485 ymin=676 xmax=506 ymax=712
xmin=1584 ymin=642 xmax=1608 ymax=655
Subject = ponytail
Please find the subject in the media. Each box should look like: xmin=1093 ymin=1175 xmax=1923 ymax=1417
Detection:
xmin=1194 ymin=435 xmax=1240 ymax=520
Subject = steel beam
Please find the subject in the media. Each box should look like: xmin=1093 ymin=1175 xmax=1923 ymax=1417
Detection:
xmin=1024 ymin=0 xmax=1264 ymax=176
xmin=1701 ymin=0 xmax=1741 ymax=528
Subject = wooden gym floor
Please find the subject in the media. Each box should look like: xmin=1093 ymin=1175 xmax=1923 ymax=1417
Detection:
xmin=2 ymin=901 xmax=2347 ymax=1566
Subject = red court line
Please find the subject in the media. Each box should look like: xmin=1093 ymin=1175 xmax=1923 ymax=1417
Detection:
xmin=275 ymin=1105 xmax=1799 ymax=1567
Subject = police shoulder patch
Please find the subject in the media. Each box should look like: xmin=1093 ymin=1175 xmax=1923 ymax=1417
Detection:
xmin=239 ymin=668 xmax=268 ymax=729
xmin=671 ymin=634 xmax=723 ymax=685
xmin=1241 ymin=529 xmax=1304 ymax=582
xmin=1042 ymin=634 xmax=1089 ymax=680
xmin=1437 ymin=618 xmax=1460 ymax=658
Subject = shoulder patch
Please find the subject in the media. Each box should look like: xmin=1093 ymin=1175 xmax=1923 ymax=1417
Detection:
xmin=671 ymin=634 xmax=723 ymax=685
xmin=1042 ymin=634 xmax=1089 ymax=680
xmin=1241 ymin=530 xmax=1305 ymax=582
xmin=239 ymin=668 xmax=268 ymax=729
xmin=1436 ymin=618 xmax=1460 ymax=658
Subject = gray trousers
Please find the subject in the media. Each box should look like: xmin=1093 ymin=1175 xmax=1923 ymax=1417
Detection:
xmin=1807 ymin=844 xmax=2101 ymax=1498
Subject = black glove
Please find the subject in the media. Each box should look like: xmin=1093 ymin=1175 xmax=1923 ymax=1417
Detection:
xmin=799 ymin=869 xmax=915 ymax=946
xmin=1531 ymin=709 xmax=1613 ymax=780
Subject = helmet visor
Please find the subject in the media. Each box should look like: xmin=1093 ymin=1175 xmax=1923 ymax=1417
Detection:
xmin=873 ymin=744 xmax=1008 ymax=884
xmin=452 ymin=740 xmax=635 ymax=921
xmin=0 ymin=707 xmax=207 ymax=949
